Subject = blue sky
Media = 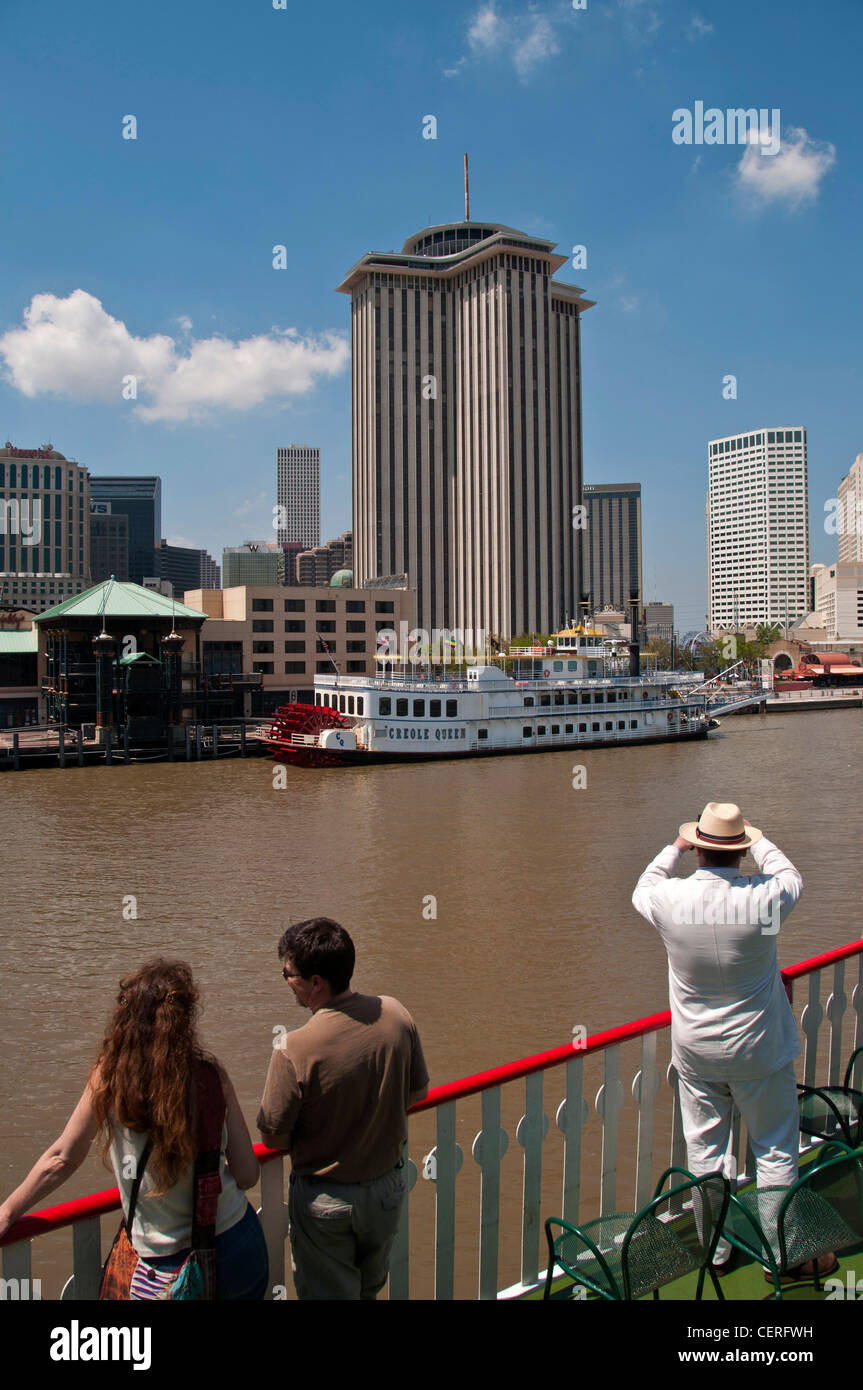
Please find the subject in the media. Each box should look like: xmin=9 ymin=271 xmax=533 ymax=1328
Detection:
xmin=0 ymin=0 xmax=859 ymax=632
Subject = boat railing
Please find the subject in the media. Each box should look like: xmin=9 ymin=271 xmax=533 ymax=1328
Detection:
xmin=2 ymin=940 xmax=860 ymax=1300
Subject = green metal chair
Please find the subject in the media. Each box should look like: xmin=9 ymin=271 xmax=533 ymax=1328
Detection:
xmin=798 ymin=1046 xmax=863 ymax=1148
xmin=724 ymin=1143 xmax=863 ymax=1299
xmin=543 ymin=1167 xmax=730 ymax=1302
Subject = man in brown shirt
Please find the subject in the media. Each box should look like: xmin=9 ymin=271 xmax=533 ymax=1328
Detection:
xmin=257 ymin=918 xmax=429 ymax=1300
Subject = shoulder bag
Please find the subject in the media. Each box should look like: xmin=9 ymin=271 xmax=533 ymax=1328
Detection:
xmin=99 ymin=1059 xmax=227 ymax=1300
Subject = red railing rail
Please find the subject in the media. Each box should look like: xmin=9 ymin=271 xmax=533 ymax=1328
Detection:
xmin=3 ymin=937 xmax=861 ymax=1250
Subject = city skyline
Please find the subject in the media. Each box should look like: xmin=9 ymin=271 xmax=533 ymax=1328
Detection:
xmin=0 ymin=0 xmax=859 ymax=633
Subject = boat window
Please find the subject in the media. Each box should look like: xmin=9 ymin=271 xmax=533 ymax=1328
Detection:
xmin=619 ymin=691 xmax=627 ymax=699
xmin=565 ymin=723 xmax=573 ymax=734
xmin=396 ymin=698 xmax=408 ymax=716
xmin=553 ymin=661 xmax=563 ymax=672
xmin=579 ymin=723 xmax=587 ymax=732
xmin=413 ymin=699 xmax=425 ymax=716
xmin=595 ymin=693 xmax=604 ymax=704
xmin=592 ymin=722 xmax=600 ymax=732
xmin=618 ymin=720 xmax=625 ymax=730
xmin=478 ymin=729 xmax=488 ymax=740
xmin=446 ymin=699 xmax=458 ymax=717
xmin=379 ymin=697 xmax=391 ymax=715
xmin=551 ymin=724 xmax=560 ymax=735
xmin=348 ymin=696 xmax=355 ymax=714
xmin=568 ymin=662 xmax=577 ymax=671
xmin=605 ymin=721 xmax=613 ymax=731
xmin=522 ymin=726 xmax=532 ymax=737
xmin=607 ymin=692 xmax=616 ymax=704
xmin=540 ymin=694 xmax=550 ymax=707
xmin=524 ymin=696 xmax=534 ymax=707
xmin=357 ymin=697 xmax=364 ymax=715
xmin=553 ymin=691 xmax=564 ymax=706
xmin=340 ymin=696 xmax=347 ymax=712
xmin=567 ymin=692 xmax=577 ymax=705
xmin=580 ymin=693 xmax=590 ymax=704
xmin=588 ymin=662 xmax=598 ymax=676
xmin=537 ymin=725 xmax=547 ymax=735
xmin=430 ymin=699 xmax=441 ymax=716
xmin=630 ymin=720 xmax=637 ymax=729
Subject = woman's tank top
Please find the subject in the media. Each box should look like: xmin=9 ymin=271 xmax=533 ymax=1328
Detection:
xmin=109 ymin=1121 xmax=248 ymax=1258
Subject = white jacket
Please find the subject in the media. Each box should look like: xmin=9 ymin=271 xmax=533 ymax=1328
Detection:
xmin=631 ymin=837 xmax=803 ymax=1081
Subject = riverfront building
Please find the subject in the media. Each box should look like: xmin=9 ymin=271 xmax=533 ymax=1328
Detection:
xmin=184 ymin=580 xmax=414 ymax=714
xmin=707 ymin=428 xmax=809 ymax=632
xmin=812 ymin=561 xmax=863 ymax=642
xmin=338 ymin=221 xmax=594 ymax=641
xmin=0 ymin=443 xmax=91 ymax=613
xmin=582 ymin=483 xmax=643 ymax=616
xmin=276 ymin=445 xmax=320 ymax=549
xmin=89 ymin=477 xmax=161 ymax=587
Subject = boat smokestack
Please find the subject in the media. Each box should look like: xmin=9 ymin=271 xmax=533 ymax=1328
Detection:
xmin=628 ymin=593 xmax=641 ymax=677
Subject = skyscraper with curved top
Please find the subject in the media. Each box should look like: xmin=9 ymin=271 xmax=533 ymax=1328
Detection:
xmin=337 ymin=222 xmax=594 ymax=640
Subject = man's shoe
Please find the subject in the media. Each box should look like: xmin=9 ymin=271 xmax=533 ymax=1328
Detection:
xmin=763 ymin=1252 xmax=838 ymax=1285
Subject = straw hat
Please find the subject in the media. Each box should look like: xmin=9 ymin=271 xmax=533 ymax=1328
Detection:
xmin=678 ymin=802 xmax=762 ymax=851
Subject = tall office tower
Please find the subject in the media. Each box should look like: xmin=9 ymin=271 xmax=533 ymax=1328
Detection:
xmin=837 ymin=454 xmax=863 ymax=563
xmin=338 ymin=221 xmax=594 ymax=638
xmin=89 ymin=477 xmax=161 ymax=586
xmin=153 ymin=540 xmax=220 ymax=596
xmin=276 ymin=446 xmax=320 ymax=549
xmin=707 ymin=428 xmax=809 ymax=632
xmin=582 ymin=484 xmax=642 ymax=614
xmin=0 ymin=443 xmax=91 ymax=612
xmin=90 ymin=511 xmax=129 ymax=582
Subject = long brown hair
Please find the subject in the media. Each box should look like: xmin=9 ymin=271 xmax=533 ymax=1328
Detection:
xmin=90 ymin=959 xmax=209 ymax=1193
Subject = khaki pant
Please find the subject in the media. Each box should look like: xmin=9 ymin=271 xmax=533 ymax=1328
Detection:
xmin=288 ymin=1165 xmax=406 ymax=1300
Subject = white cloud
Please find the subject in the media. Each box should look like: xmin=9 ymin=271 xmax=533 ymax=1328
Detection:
xmin=0 ymin=290 xmax=349 ymax=424
xmin=468 ymin=2 xmax=506 ymax=53
xmin=450 ymin=3 xmax=560 ymax=81
xmin=736 ymin=126 xmax=836 ymax=208
xmin=686 ymin=13 xmax=713 ymax=40
xmin=513 ymin=15 xmax=560 ymax=76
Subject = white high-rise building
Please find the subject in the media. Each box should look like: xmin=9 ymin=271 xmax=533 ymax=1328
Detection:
xmin=276 ymin=446 xmax=320 ymax=549
xmin=837 ymin=453 xmax=863 ymax=563
xmin=707 ymin=427 xmax=809 ymax=632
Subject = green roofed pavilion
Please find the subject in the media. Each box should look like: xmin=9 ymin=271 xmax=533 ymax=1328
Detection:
xmin=34 ymin=579 xmax=206 ymax=626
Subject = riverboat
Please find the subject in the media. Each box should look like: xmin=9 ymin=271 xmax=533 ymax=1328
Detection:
xmin=263 ymin=626 xmax=741 ymax=767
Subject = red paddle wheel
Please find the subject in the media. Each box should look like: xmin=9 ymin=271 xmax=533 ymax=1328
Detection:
xmin=264 ymin=702 xmax=352 ymax=768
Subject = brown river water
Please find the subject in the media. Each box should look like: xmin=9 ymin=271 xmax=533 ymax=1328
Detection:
xmin=1 ymin=707 xmax=861 ymax=1297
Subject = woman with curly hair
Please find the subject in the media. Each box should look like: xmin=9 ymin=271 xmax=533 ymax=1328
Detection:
xmin=0 ymin=959 xmax=269 ymax=1299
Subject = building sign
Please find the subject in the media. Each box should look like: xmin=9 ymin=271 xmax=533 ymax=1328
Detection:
xmin=4 ymin=445 xmax=54 ymax=458
xmin=90 ymin=502 xmax=112 ymax=514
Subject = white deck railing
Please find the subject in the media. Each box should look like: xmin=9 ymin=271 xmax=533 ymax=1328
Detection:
xmin=2 ymin=941 xmax=861 ymax=1300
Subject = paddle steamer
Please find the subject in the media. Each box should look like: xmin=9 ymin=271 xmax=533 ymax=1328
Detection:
xmin=264 ymin=626 xmax=718 ymax=767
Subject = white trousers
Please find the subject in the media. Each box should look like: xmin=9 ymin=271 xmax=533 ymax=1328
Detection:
xmin=677 ymin=1062 xmax=799 ymax=1262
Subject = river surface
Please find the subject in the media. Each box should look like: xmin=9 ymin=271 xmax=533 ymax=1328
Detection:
xmin=1 ymin=708 xmax=861 ymax=1296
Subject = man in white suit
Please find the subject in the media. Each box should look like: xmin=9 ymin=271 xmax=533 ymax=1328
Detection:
xmin=632 ymin=801 xmax=830 ymax=1274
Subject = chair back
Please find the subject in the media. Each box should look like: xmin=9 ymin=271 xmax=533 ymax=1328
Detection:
xmin=621 ymin=1173 xmax=729 ymax=1301
xmin=777 ymin=1149 xmax=863 ymax=1272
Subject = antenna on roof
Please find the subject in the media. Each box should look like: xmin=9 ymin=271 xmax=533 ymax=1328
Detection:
xmin=464 ymin=153 xmax=470 ymax=222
